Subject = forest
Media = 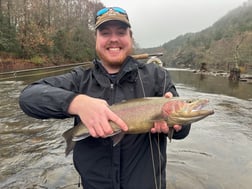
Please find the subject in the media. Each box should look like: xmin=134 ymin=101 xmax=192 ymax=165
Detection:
xmin=146 ymin=0 xmax=252 ymax=73
xmin=0 ymin=0 xmax=103 ymax=67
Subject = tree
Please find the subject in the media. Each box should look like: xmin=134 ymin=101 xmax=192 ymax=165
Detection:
xmin=0 ymin=0 xmax=105 ymax=63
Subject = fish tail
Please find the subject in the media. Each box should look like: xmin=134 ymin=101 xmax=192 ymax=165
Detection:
xmin=62 ymin=128 xmax=76 ymax=156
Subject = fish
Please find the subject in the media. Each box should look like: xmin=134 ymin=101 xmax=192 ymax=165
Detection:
xmin=62 ymin=97 xmax=214 ymax=156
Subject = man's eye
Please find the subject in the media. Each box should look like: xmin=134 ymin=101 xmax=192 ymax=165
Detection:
xmin=118 ymin=31 xmax=126 ymax=36
xmin=101 ymin=31 xmax=110 ymax=36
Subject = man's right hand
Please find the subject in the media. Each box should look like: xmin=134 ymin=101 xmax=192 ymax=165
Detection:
xmin=68 ymin=94 xmax=128 ymax=138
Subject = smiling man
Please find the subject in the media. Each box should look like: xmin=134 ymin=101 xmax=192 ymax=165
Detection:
xmin=95 ymin=8 xmax=133 ymax=73
xmin=19 ymin=7 xmax=191 ymax=189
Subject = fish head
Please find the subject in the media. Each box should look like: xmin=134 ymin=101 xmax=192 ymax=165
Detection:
xmin=162 ymin=98 xmax=214 ymax=125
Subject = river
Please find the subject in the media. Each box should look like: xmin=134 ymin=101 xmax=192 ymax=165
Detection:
xmin=0 ymin=67 xmax=252 ymax=189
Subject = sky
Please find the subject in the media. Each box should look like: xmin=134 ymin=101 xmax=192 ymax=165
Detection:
xmin=100 ymin=0 xmax=247 ymax=48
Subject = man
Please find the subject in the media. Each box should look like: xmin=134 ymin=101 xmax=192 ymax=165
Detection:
xmin=19 ymin=7 xmax=191 ymax=189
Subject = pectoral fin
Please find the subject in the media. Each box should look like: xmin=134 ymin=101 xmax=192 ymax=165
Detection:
xmin=149 ymin=114 xmax=166 ymax=123
xmin=111 ymin=132 xmax=125 ymax=146
xmin=168 ymin=127 xmax=174 ymax=142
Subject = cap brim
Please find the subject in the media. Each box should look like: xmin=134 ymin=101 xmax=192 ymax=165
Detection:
xmin=95 ymin=19 xmax=130 ymax=29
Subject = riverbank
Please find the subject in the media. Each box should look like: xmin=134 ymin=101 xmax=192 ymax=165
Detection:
xmin=192 ymin=69 xmax=252 ymax=84
xmin=1 ymin=58 xmax=252 ymax=84
xmin=0 ymin=58 xmax=56 ymax=73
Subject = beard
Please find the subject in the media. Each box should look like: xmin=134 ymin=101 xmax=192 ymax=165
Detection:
xmin=96 ymin=46 xmax=133 ymax=68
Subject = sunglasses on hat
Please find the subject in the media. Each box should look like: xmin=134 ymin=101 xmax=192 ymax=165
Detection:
xmin=96 ymin=7 xmax=127 ymax=17
xmin=95 ymin=7 xmax=129 ymax=23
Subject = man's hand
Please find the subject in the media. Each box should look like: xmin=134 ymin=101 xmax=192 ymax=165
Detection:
xmin=68 ymin=95 xmax=128 ymax=138
xmin=151 ymin=92 xmax=182 ymax=134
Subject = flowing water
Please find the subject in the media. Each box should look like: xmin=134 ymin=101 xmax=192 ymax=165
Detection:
xmin=0 ymin=68 xmax=252 ymax=189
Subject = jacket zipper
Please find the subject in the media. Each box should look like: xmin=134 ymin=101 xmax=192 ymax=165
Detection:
xmin=109 ymin=82 xmax=115 ymax=104
xmin=110 ymin=83 xmax=114 ymax=90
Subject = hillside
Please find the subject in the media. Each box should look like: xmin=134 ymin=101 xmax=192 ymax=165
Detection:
xmin=144 ymin=0 xmax=252 ymax=73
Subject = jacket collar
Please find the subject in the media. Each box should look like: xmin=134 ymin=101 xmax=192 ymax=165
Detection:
xmin=93 ymin=56 xmax=139 ymax=87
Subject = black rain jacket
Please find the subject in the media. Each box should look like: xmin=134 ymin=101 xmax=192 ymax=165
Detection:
xmin=19 ymin=56 xmax=191 ymax=189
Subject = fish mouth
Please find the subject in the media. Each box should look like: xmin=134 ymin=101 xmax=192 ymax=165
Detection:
xmin=189 ymin=99 xmax=210 ymax=112
xmin=192 ymin=103 xmax=207 ymax=112
xmin=173 ymin=99 xmax=214 ymax=118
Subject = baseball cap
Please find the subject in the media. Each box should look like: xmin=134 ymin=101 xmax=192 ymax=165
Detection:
xmin=95 ymin=7 xmax=131 ymax=29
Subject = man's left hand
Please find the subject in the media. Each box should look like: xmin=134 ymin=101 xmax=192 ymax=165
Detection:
xmin=150 ymin=92 xmax=182 ymax=134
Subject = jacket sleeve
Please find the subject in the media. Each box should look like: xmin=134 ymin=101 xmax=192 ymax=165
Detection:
xmin=172 ymin=124 xmax=191 ymax=139
xmin=19 ymin=67 xmax=83 ymax=119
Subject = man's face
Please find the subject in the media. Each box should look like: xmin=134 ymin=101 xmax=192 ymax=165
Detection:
xmin=96 ymin=21 xmax=133 ymax=70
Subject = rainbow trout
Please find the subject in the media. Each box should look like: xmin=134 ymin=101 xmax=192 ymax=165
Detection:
xmin=63 ymin=97 xmax=214 ymax=156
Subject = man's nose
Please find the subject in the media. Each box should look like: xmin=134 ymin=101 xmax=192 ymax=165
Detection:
xmin=109 ymin=32 xmax=119 ymax=41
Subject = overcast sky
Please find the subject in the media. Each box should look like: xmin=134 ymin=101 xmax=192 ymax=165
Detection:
xmin=100 ymin=0 xmax=247 ymax=48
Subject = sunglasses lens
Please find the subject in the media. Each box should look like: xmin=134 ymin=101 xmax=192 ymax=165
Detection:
xmin=96 ymin=7 xmax=127 ymax=17
xmin=96 ymin=7 xmax=109 ymax=17
xmin=112 ymin=7 xmax=126 ymax=14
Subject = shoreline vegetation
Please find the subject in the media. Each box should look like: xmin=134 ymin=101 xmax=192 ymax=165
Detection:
xmin=0 ymin=57 xmax=73 ymax=73
xmin=192 ymin=69 xmax=252 ymax=83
